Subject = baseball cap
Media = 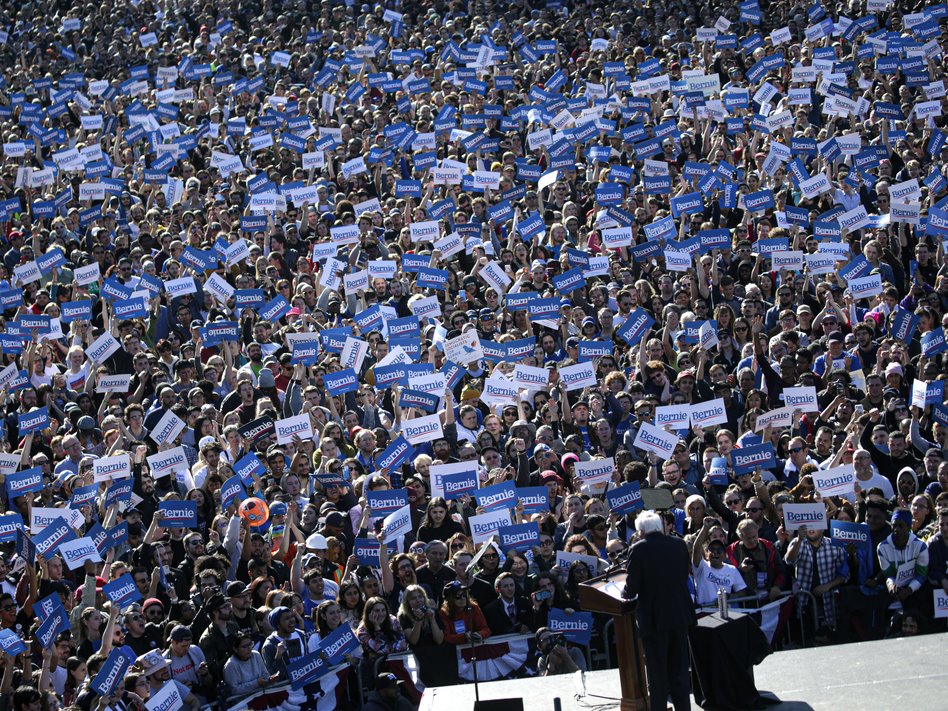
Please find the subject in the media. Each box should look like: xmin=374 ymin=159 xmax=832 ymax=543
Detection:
xmin=226 ymin=581 xmax=249 ymax=597
xmin=376 ymin=673 xmax=404 ymax=690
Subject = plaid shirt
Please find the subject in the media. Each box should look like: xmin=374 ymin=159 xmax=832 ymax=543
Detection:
xmin=787 ymin=537 xmax=849 ymax=627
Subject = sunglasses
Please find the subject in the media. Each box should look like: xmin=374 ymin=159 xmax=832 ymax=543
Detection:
xmin=789 ymin=447 xmax=805 ymax=454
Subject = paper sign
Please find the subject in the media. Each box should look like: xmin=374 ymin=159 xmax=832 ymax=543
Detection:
xmin=381 ymin=504 xmax=412 ymax=540
xmin=689 ymin=399 xmax=728 ymax=428
xmin=573 ymin=458 xmax=615 ymax=485
xmin=811 ymin=464 xmax=856 ymax=498
xmin=782 ymin=386 xmax=819 ymax=412
xmin=632 ymin=423 xmax=679 ymax=459
xmin=468 ymin=509 xmax=512 ymax=544
xmin=150 ymin=409 xmax=186 ymax=445
xmin=783 ymin=503 xmax=828 ymax=531
xmin=92 ymin=454 xmax=132 ymax=482
xmin=558 ymin=361 xmax=597 ymax=391
xmin=275 ymin=414 xmax=315 ymax=444
xmin=402 ymin=414 xmax=444 ymax=444
xmin=605 ymin=482 xmax=644 ymax=515
xmin=444 ymin=330 xmax=484 ymax=366
xmin=146 ymin=446 xmax=189 ymax=479
xmin=58 ymin=536 xmax=103 ymax=569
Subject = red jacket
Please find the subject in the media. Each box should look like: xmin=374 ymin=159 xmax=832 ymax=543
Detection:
xmin=439 ymin=602 xmax=492 ymax=645
xmin=726 ymin=537 xmax=785 ymax=590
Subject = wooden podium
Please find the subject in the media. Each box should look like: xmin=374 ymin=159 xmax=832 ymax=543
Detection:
xmin=579 ymin=569 xmax=649 ymax=711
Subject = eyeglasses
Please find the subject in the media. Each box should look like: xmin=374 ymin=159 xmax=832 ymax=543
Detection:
xmin=0 ymin=605 xmax=15 ymax=612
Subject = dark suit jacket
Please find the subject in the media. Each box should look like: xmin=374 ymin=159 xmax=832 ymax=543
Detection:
xmin=624 ymin=533 xmax=696 ymax=638
xmin=483 ymin=595 xmax=534 ymax=635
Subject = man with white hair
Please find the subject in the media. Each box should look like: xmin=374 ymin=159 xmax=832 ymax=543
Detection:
xmin=624 ymin=511 xmax=696 ymax=711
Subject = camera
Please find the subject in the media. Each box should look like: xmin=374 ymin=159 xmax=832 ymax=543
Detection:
xmin=549 ymin=633 xmax=566 ymax=647
xmin=419 ymin=606 xmax=428 ymax=614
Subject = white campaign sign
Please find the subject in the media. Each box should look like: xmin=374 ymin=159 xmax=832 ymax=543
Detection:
xmin=381 ymin=504 xmax=412 ymax=540
xmin=811 ymin=464 xmax=856 ymax=498
xmin=468 ymin=509 xmax=512 ymax=544
xmin=92 ymin=454 xmax=132 ymax=482
xmin=151 ymin=410 xmax=186 ymax=445
xmin=782 ymin=386 xmax=819 ymax=412
xmin=146 ymin=446 xmax=189 ymax=480
xmin=444 ymin=330 xmax=484 ymax=365
xmin=573 ymin=458 xmax=615 ymax=484
xmin=402 ymin=414 xmax=444 ymax=444
xmin=632 ymin=423 xmax=679 ymax=459
xmin=558 ymin=361 xmax=597 ymax=392
xmin=783 ymin=503 xmax=828 ymax=531
xmin=275 ymin=414 xmax=314 ymax=444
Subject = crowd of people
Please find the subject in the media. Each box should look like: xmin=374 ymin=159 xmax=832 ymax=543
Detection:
xmin=0 ymin=0 xmax=947 ymax=709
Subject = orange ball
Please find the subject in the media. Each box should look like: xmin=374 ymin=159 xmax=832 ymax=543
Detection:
xmin=238 ymin=497 xmax=270 ymax=526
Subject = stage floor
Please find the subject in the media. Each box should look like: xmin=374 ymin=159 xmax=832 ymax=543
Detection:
xmin=419 ymin=634 xmax=947 ymax=710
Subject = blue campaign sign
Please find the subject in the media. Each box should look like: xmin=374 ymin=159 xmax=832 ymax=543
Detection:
xmin=517 ymin=486 xmax=550 ymax=515
xmin=259 ymin=294 xmax=291 ymax=321
xmin=16 ymin=529 xmax=36 ymax=564
xmin=35 ymin=602 xmax=70 ymax=649
xmin=0 ymin=629 xmax=28 ymax=656
xmin=6 ymin=466 xmax=44 ymax=499
xmin=105 ymin=479 xmax=133 ymax=508
xmin=33 ymin=517 xmax=77 ymax=558
xmin=400 ymin=389 xmax=439 ymax=413
xmin=438 ymin=470 xmax=479 ymax=500
xmin=108 ymin=522 xmax=129 ymax=549
xmin=158 ymin=500 xmax=198 ymax=528
xmin=605 ymin=482 xmax=644 ymax=516
xmin=476 ymin=481 xmax=518 ymax=512
xmin=829 ymin=520 xmax=872 ymax=557
xmin=90 ymin=646 xmax=137 ymax=696
xmin=374 ymin=363 xmax=409 ymax=389
xmin=69 ymin=482 xmax=99 ymax=508
xmin=498 ymin=522 xmax=541 ymax=552
xmin=60 ymin=300 xmax=92 ymax=322
xmin=708 ymin=457 xmax=729 ymax=486
xmin=548 ymin=608 xmax=594 ymax=645
xmin=921 ymin=327 xmax=946 ymax=357
xmin=353 ymin=537 xmax=399 ymax=566
xmin=0 ymin=513 xmax=23 ymax=544
xmin=220 ymin=475 xmax=248 ymax=509
xmin=18 ymin=406 xmax=50 ymax=434
xmin=286 ymin=648 xmax=335 ymax=690
xmin=615 ymin=308 xmax=655 ymax=347
xmin=324 ymin=368 xmax=359 ymax=395
xmin=366 ymin=489 xmax=409 ymax=516
xmin=732 ymin=443 xmax=777 ymax=474
xmin=103 ymin=572 xmax=143 ymax=609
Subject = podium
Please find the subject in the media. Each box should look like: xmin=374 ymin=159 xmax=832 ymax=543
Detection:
xmin=579 ymin=570 xmax=649 ymax=711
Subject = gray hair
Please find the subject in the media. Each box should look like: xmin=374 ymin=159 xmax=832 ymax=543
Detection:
xmin=635 ymin=511 xmax=664 ymax=536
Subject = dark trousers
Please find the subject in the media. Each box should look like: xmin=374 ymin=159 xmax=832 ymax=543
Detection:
xmin=642 ymin=627 xmax=691 ymax=711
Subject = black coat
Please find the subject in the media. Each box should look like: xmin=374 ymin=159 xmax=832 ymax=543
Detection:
xmin=624 ymin=532 xmax=696 ymax=638
xmin=483 ymin=595 xmax=535 ymax=636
